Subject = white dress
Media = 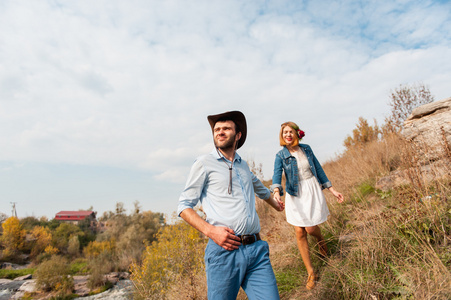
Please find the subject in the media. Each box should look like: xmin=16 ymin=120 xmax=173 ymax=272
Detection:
xmin=285 ymin=148 xmax=330 ymax=227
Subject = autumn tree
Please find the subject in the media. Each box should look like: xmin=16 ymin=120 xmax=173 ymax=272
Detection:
xmin=384 ymin=83 xmax=434 ymax=133
xmin=52 ymin=222 xmax=83 ymax=253
xmin=29 ymin=226 xmax=53 ymax=259
xmin=343 ymin=117 xmax=380 ymax=150
xmin=1 ymin=217 xmax=26 ymax=259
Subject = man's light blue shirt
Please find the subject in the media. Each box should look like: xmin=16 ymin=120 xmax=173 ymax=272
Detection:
xmin=177 ymin=149 xmax=271 ymax=235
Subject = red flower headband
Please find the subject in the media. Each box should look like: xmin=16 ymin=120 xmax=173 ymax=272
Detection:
xmin=297 ymin=129 xmax=305 ymax=139
xmin=281 ymin=122 xmax=305 ymax=140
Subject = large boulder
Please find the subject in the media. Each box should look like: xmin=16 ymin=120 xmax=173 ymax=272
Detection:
xmin=376 ymin=97 xmax=451 ymax=191
xmin=403 ymin=97 xmax=451 ymax=163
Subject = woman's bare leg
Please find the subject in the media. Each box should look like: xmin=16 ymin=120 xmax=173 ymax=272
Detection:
xmin=294 ymin=227 xmax=314 ymax=275
xmin=295 ymin=226 xmax=317 ymax=289
xmin=305 ymin=225 xmax=328 ymax=256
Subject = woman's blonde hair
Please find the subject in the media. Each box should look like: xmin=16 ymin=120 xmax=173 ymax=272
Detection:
xmin=279 ymin=121 xmax=303 ymax=146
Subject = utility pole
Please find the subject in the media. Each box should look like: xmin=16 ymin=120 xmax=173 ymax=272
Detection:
xmin=10 ymin=202 xmax=17 ymax=218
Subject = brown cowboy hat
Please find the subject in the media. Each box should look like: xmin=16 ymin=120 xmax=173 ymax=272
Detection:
xmin=207 ymin=111 xmax=247 ymax=149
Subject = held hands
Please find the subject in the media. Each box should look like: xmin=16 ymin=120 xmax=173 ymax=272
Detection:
xmin=273 ymin=191 xmax=281 ymax=203
xmin=273 ymin=190 xmax=284 ymax=211
xmin=275 ymin=198 xmax=285 ymax=211
xmin=267 ymin=194 xmax=284 ymax=211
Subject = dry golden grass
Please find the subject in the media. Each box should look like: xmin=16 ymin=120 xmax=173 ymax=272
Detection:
xmin=257 ymin=134 xmax=451 ymax=299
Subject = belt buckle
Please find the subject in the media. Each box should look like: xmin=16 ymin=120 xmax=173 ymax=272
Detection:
xmin=241 ymin=235 xmax=255 ymax=245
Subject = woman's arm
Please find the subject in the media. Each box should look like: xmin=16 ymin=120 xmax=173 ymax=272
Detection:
xmin=270 ymin=154 xmax=284 ymax=196
xmin=328 ymin=186 xmax=344 ymax=203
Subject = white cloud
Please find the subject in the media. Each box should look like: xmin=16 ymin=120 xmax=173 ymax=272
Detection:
xmin=0 ymin=0 xmax=450 ymax=217
xmin=153 ymin=168 xmax=188 ymax=184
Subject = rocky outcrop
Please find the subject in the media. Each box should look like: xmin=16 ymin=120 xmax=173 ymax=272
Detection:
xmin=376 ymin=97 xmax=451 ymax=191
xmin=0 ymin=272 xmax=133 ymax=300
xmin=73 ymin=280 xmax=133 ymax=300
xmin=403 ymin=97 xmax=451 ymax=163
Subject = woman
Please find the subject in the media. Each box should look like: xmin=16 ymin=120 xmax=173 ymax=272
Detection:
xmin=271 ymin=121 xmax=344 ymax=290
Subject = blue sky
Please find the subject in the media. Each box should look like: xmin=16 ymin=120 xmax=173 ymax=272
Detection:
xmin=1 ymin=0 xmax=450 ymax=220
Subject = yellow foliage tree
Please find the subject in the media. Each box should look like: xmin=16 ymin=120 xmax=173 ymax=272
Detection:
xmin=1 ymin=217 xmax=26 ymax=258
xmin=130 ymin=219 xmax=207 ymax=300
xmin=30 ymin=226 xmax=53 ymax=258
xmin=44 ymin=245 xmax=59 ymax=255
xmin=83 ymin=240 xmax=116 ymax=259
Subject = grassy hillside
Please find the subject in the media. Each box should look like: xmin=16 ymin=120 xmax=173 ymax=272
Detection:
xmin=257 ymin=134 xmax=450 ymax=299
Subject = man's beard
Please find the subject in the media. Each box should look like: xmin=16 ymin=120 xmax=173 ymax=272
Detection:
xmin=214 ymin=134 xmax=237 ymax=150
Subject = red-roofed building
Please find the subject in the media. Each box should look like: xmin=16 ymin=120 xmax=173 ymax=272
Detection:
xmin=55 ymin=211 xmax=96 ymax=225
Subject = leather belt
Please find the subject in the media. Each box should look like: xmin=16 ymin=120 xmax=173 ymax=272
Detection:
xmin=238 ymin=233 xmax=261 ymax=245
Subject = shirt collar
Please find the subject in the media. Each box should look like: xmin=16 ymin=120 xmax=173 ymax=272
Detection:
xmin=211 ymin=148 xmax=242 ymax=163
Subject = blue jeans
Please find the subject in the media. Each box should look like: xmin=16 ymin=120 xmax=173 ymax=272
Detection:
xmin=204 ymin=239 xmax=280 ymax=300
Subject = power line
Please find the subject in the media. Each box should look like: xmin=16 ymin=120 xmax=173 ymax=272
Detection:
xmin=10 ymin=202 xmax=17 ymax=218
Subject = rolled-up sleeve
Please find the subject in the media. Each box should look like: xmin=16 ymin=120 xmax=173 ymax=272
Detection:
xmin=270 ymin=154 xmax=284 ymax=195
xmin=177 ymin=159 xmax=207 ymax=216
xmin=252 ymin=172 xmax=271 ymax=200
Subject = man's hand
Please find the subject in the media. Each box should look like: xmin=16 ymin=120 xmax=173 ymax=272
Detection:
xmin=180 ymin=209 xmax=241 ymax=251
xmin=208 ymin=226 xmax=241 ymax=250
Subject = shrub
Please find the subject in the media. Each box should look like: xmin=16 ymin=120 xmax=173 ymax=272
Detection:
xmin=130 ymin=219 xmax=207 ymax=300
xmin=34 ymin=255 xmax=74 ymax=294
xmin=87 ymin=264 xmax=107 ymax=290
xmin=86 ymin=250 xmax=116 ymax=289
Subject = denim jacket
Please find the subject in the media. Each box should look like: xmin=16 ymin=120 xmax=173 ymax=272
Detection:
xmin=271 ymin=144 xmax=332 ymax=197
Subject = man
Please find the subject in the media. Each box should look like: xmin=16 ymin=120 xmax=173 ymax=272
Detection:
xmin=177 ymin=111 xmax=284 ymax=300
